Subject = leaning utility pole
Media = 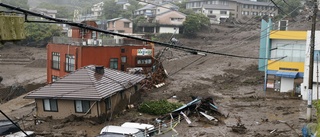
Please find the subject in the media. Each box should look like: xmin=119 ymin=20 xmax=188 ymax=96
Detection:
xmin=307 ymin=0 xmax=318 ymax=122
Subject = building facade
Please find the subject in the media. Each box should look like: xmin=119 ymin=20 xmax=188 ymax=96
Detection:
xmin=301 ymin=31 xmax=320 ymax=100
xmin=135 ymin=2 xmax=185 ymax=34
xmin=48 ymin=20 xmax=154 ymax=83
xmin=106 ymin=18 xmax=133 ymax=34
xmin=186 ymin=0 xmax=278 ymax=23
xmin=47 ymin=43 xmax=154 ymax=83
xmin=259 ymin=19 xmax=306 ymax=94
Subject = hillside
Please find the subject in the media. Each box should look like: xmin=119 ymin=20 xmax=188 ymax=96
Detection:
xmin=0 ymin=18 xmax=315 ymax=136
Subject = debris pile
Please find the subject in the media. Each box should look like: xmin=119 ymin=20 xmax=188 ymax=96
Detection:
xmin=141 ymin=62 xmax=167 ymax=91
xmin=161 ymin=96 xmax=225 ymax=125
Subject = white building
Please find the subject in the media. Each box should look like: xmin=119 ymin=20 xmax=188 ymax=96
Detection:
xmin=301 ymin=31 xmax=320 ymax=100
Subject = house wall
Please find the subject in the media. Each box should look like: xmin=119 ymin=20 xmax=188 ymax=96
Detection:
xmin=47 ymin=44 xmax=154 ymax=83
xmin=98 ymin=85 xmax=142 ymax=120
xmin=107 ymin=19 xmax=133 ymax=33
xmin=35 ymin=99 xmax=99 ymax=119
xmin=302 ymin=31 xmax=320 ymax=100
xmin=259 ymin=29 xmax=307 ymax=93
xmin=156 ymin=11 xmax=185 ymax=25
xmin=185 ymin=0 xmax=278 ymax=20
xmin=71 ymin=21 xmax=98 ymax=39
xmin=159 ymin=27 xmax=179 ymax=33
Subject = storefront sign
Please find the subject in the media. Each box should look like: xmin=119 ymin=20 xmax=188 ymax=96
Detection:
xmin=137 ymin=48 xmax=152 ymax=56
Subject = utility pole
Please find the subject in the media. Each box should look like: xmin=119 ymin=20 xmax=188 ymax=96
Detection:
xmin=307 ymin=0 xmax=318 ymax=122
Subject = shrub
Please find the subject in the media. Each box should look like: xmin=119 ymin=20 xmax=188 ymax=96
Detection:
xmin=138 ymin=100 xmax=182 ymax=115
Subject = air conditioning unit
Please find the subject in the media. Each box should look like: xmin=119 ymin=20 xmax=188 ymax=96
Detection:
xmin=82 ymin=41 xmax=87 ymax=46
xmin=93 ymin=40 xmax=97 ymax=45
xmin=278 ymin=20 xmax=288 ymax=31
xmin=87 ymin=39 xmax=93 ymax=45
xmin=97 ymin=39 xmax=102 ymax=46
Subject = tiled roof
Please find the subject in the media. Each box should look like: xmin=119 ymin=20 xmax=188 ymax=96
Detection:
xmin=25 ymin=65 xmax=145 ymax=101
xmin=234 ymin=0 xmax=272 ymax=6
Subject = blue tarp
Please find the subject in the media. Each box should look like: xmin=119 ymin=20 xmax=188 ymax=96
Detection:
xmin=275 ymin=71 xmax=298 ymax=78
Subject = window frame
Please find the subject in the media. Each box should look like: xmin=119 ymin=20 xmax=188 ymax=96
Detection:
xmin=124 ymin=22 xmax=130 ymax=28
xmin=43 ymin=99 xmax=58 ymax=112
xmin=52 ymin=52 xmax=60 ymax=70
xmin=52 ymin=75 xmax=58 ymax=82
xmin=74 ymin=100 xmax=91 ymax=113
xmin=105 ymin=98 xmax=111 ymax=110
xmin=110 ymin=58 xmax=118 ymax=69
xmin=65 ymin=54 xmax=75 ymax=72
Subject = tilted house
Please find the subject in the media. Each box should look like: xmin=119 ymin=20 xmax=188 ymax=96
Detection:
xmin=25 ymin=65 xmax=145 ymax=119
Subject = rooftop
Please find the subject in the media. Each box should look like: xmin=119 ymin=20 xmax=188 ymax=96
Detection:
xmin=25 ymin=65 xmax=145 ymax=101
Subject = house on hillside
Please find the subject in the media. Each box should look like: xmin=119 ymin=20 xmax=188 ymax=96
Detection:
xmin=106 ymin=18 xmax=133 ymax=33
xmin=134 ymin=2 xmax=185 ymax=34
xmin=186 ymin=0 xmax=278 ymax=23
xmin=30 ymin=8 xmax=57 ymax=18
xmin=116 ymin=0 xmax=131 ymax=10
xmin=25 ymin=65 xmax=145 ymax=119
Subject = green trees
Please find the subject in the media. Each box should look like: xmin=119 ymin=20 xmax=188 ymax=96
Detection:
xmin=22 ymin=23 xmax=62 ymax=46
xmin=183 ymin=13 xmax=210 ymax=36
xmin=36 ymin=3 xmax=74 ymax=18
xmin=0 ymin=0 xmax=29 ymax=9
xmin=102 ymin=0 xmax=142 ymax=20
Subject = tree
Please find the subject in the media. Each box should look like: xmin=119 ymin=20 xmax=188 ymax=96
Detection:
xmin=0 ymin=0 xmax=29 ymax=10
xmin=174 ymin=1 xmax=194 ymax=15
xmin=273 ymin=0 xmax=301 ymax=18
xmin=22 ymin=23 xmax=62 ymax=46
xmin=120 ymin=0 xmax=142 ymax=19
xmin=102 ymin=0 xmax=123 ymax=19
xmin=183 ymin=13 xmax=210 ymax=37
xmin=37 ymin=2 xmax=74 ymax=19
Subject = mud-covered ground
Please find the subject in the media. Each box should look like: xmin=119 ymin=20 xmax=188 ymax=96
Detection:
xmin=0 ymin=23 xmax=315 ymax=137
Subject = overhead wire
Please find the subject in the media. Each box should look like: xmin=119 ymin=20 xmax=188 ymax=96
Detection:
xmin=217 ymin=5 xmax=302 ymax=53
xmin=0 ymin=2 xmax=285 ymax=60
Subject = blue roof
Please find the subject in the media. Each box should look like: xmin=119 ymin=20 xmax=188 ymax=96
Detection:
xmin=275 ymin=71 xmax=298 ymax=78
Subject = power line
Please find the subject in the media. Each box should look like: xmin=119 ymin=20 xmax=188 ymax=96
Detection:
xmin=0 ymin=2 xmax=284 ymax=60
xmin=220 ymin=5 xmax=303 ymax=53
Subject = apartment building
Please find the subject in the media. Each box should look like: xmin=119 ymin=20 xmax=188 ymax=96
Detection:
xmin=186 ymin=0 xmax=278 ymax=23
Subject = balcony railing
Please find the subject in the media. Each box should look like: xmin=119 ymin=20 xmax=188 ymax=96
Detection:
xmin=52 ymin=36 xmax=148 ymax=46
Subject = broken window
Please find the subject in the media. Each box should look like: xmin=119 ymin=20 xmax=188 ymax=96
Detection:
xmin=52 ymin=52 xmax=60 ymax=70
xmin=43 ymin=99 xmax=58 ymax=112
xmin=65 ymin=54 xmax=75 ymax=72
xmin=75 ymin=100 xmax=90 ymax=113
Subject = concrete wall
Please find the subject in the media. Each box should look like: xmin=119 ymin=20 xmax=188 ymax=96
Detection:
xmin=159 ymin=27 xmax=179 ymax=33
xmin=156 ymin=11 xmax=185 ymax=25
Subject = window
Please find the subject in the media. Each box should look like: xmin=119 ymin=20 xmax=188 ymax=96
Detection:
xmin=110 ymin=58 xmax=118 ymax=69
xmin=65 ymin=54 xmax=75 ymax=72
xmin=137 ymin=58 xmax=152 ymax=65
xmin=121 ymin=48 xmax=125 ymax=53
xmin=52 ymin=52 xmax=60 ymax=69
xmin=92 ymin=31 xmax=97 ymax=39
xmin=105 ymin=98 xmax=111 ymax=110
xmin=270 ymin=43 xmax=305 ymax=62
xmin=43 ymin=99 xmax=58 ymax=112
xmin=124 ymin=22 xmax=130 ymax=28
xmin=121 ymin=56 xmax=127 ymax=63
xmin=75 ymin=100 xmax=90 ymax=113
xmin=220 ymin=11 xmax=227 ymax=15
xmin=52 ymin=75 xmax=58 ymax=82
